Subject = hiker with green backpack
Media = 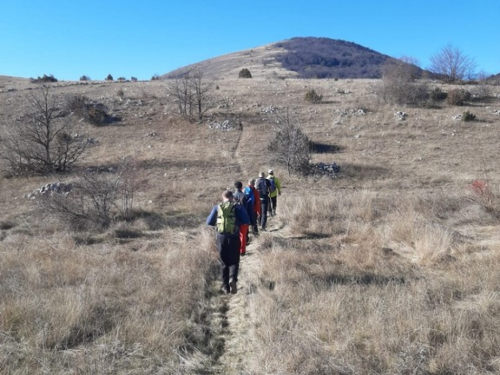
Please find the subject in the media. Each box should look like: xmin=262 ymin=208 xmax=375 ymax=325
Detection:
xmin=267 ymin=169 xmax=282 ymax=216
xmin=206 ymin=190 xmax=250 ymax=294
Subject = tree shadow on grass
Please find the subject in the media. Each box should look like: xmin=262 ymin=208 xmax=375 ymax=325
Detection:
xmin=319 ymin=273 xmax=407 ymax=286
xmin=310 ymin=141 xmax=345 ymax=154
xmin=340 ymin=163 xmax=391 ymax=180
xmin=131 ymin=209 xmax=200 ymax=230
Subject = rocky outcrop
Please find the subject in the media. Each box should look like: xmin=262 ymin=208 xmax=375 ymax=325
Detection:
xmin=24 ymin=182 xmax=73 ymax=199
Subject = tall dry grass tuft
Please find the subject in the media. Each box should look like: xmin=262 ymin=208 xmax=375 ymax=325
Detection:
xmin=0 ymin=227 xmax=219 ymax=374
xmin=248 ymin=187 xmax=500 ymax=374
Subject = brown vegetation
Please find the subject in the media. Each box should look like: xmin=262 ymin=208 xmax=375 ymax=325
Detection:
xmin=1 ymin=73 xmax=500 ymax=374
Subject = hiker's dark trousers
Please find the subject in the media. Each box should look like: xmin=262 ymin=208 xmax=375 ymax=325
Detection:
xmin=260 ymin=198 xmax=269 ymax=230
xmin=216 ymin=233 xmax=241 ymax=287
xmin=269 ymin=196 xmax=277 ymax=214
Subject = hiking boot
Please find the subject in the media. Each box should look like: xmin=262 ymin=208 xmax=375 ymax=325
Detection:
xmin=221 ymin=285 xmax=230 ymax=294
xmin=229 ymin=278 xmax=237 ymax=294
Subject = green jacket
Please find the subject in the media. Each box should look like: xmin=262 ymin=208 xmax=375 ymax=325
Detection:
xmin=267 ymin=175 xmax=281 ymax=198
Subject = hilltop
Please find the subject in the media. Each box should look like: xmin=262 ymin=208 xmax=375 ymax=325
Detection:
xmin=162 ymin=36 xmax=424 ymax=80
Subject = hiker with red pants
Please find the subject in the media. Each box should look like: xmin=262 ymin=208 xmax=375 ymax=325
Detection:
xmin=244 ymin=179 xmax=261 ymax=236
xmin=206 ymin=190 xmax=250 ymax=294
xmin=233 ymin=181 xmax=252 ymax=256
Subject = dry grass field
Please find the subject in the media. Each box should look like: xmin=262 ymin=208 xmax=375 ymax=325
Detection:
xmin=1 ymin=72 xmax=500 ymax=374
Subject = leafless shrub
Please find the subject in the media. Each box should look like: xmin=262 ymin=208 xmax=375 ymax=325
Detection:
xmin=166 ymin=69 xmax=214 ymax=121
xmin=39 ymin=158 xmax=145 ymax=231
xmin=1 ymin=85 xmax=88 ymax=175
xmin=268 ymin=110 xmax=311 ymax=176
xmin=65 ymin=94 xmax=115 ymax=126
xmin=429 ymin=44 xmax=477 ymax=83
xmin=379 ymin=59 xmax=430 ymax=106
xmin=446 ymin=88 xmax=471 ymax=106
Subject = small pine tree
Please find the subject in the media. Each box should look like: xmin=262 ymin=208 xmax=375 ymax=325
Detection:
xmin=462 ymin=111 xmax=476 ymax=122
xmin=105 ymin=74 xmax=114 ymax=81
xmin=239 ymin=68 xmax=252 ymax=78
xmin=304 ymin=89 xmax=322 ymax=103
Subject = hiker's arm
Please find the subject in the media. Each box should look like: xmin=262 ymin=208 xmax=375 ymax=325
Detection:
xmin=206 ymin=206 xmax=217 ymax=226
xmin=237 ymin=206 xmax=251 ymax=225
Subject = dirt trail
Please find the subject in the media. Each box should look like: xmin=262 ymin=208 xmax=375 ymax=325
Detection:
xmin=204 ymin=122 xmax=281 ymax=374
xmin=207 ymin=239 xmax=263 ymax=374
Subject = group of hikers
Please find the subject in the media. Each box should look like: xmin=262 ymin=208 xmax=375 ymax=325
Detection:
xmin=206 ymin=170 xmax=282 ymax=294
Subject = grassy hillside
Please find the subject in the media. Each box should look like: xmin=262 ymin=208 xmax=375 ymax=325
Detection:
xmin=162 ymin=37 xmax=428 ymax=81
xmin=1 ymin=75 xmax=500 ymax=374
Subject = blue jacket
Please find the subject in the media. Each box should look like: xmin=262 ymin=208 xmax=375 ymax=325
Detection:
xmin=206 ymin=202 xmax=251 ymax=235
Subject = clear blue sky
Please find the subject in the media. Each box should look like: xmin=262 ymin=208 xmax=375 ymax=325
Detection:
xmin=1 ymin=0 xmax=499 ymax=81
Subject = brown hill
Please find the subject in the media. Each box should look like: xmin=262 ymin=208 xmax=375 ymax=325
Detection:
xmin=162 ymin=36 xmax=424 ymax=80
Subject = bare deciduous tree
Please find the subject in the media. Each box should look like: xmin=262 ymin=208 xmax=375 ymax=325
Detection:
xmin=166 ymin=70 xmax=213 ymax=121
xmin=1 ymin=85 xmax=88 ymax=175
xmin=429 ymin=44 xmax=477 ymax=83
xmin=39 ymin=158 xmax=146 ymax=231
xmin=379 ymin=57 xmax=429 ymax=105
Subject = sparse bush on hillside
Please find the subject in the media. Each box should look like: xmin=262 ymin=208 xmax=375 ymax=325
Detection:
xmin=31 ymin=74 xmax=58 ymax=83
xmin=238 ymin=68 xmax=252 ymax=78
xmin=379 ymin=59 xmax=430 ymax=106
xmin=430 ymin=87 xmax=448 ymax=101
xmin=151 ymin=74 xmax=160 ymax=81
xmin=304 ymin=89 xmax=323 ymax=103
xmin=1 ymin=85 xmax=88 ymax=175
xmin=268 ymin=111 xmax=311 ymax=176
xmin=446 ymin=88 xmax=471 ymax=106
xmin=468 ymin=179 xmax=500 ymax=218
xmin=39 ymin=158 xmax=145 ymax=231
xmin=65 ymin=94 xmax=116 ymax=126
xmin=166 ymin=69 xmax=214 ymax=121
xmin=462 ymin=110 xmax=476 ymax=122
xmin=105 ymin=74 xmax=113 ymax=81
xmin=79 ymin=75 xmax=90 ymax=81
xmin=429 ymin=44 xmax=477 ymax=83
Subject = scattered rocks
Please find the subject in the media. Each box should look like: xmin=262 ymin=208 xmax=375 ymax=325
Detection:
xmin=25 ymin=182 xmax=73 ymax=199
xmin=334 ymin=108 xmax=366 ymax=117
xmin=394 ymin=111 xmax=407 ymax=121
xmin=261 ymin=105 xmax=278 ymax=114
xmin=209 ymin=120 xmax=239 ymax=131
xmin=453 ymin=114 xmax=462 ymax=121
xmin=492 ymin=110 xmax=500 ymax=115
xmin=312 ymin=162 xmax=341 ymax=178
xmin=86 ymin=137 xmax=99 ymax=145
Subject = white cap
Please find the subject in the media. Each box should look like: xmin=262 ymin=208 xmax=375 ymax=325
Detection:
xmin=268 ymin=169 xmax=274 ymax=174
